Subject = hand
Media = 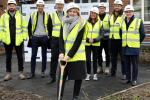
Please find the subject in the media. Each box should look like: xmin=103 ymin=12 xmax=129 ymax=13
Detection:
xmin=64 ymin=56 xmax=70 ymax=61
xmin=59 ymin=54 xmax=64 ymax=60
xmin=48 ymin=36 xmax=50 ymax=39
xmin=89 ymin=39 xmax=93 ymax=43
xmin=30 ymin=36 xmax=32 ymax=39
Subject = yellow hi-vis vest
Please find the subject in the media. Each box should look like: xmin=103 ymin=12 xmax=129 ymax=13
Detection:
xmin=98 ymin=14 xmax=110 ymax=36
xmin=0 ymin=10 xmax=27 ymax=46
xmin=62 ymin=20 xmax=87 ymax=62
xmin=50 ymin=12 xmax=66 ymax=37
xmin=109 ymin=13 xmax=125 ymax=39
xmin=31 ymin=12 xmax=49 ymax=35
xmin=120 ymin=18 xmax=141 ymax=48
xmin=85 ymin=20 xmax=102 ymax=46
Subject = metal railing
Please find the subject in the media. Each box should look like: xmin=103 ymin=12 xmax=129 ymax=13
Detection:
xmin=142 ymin=26 xmax=150 ymax=44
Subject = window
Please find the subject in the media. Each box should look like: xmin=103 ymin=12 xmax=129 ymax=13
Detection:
xmin=75 ymin=0 xmax=80 ymax=3
xmin=91 ymin=0 xmax=97 ymax=3
xmin=131 ymin=0 xmax=150 ymax=24
xmin=82 ymin=0 xmax=88 ymax=3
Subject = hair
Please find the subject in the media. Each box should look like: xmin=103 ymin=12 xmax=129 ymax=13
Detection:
xmin=65 ymin=8 xmax=83 ymax=25
xmin=88 ymin=12 xmax=98 ymax=23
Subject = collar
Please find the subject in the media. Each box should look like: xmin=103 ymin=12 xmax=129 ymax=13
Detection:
xmin=56 ymin=11 xmax=63 ymax=16
xmin=125 ymin=15 xmax=135 ymax=22
xmin=113 ymin=9 xmax=123 ymax=16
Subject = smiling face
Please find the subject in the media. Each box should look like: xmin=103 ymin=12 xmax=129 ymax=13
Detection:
xmin=68 ymin=8 xmax=78 ymax=18
xmin=55 ymin=3 xmax=64 ymax=13
xmin=37 ymin=4 xmax=44 ymax=13
xmin=125 ymin=10 xmax=134 ymax=19
xmin=114 ymin=4 xmax=122 ymax=12
xmin=8 ymin=4 xmax=16 ymax=13
xmin=90 ymin=11 xmax=97 ymax=19
xmin=98 ymin=7 xmax=106 ymax=15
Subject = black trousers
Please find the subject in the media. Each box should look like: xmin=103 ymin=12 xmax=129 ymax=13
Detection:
xmin=57 ymin=67 xmax=82 ymax=98
xmin=4 ymin=39 xmax=23 ymax=72
xmin=124 ymin=55 xmax=139 ymax=81
xmin=85 ymin=46 xmax=99 ymax=74
xmin=98 ymin=39 xmax=110 ymax=67
xmin=110 ymin=40 xmax=125 ymax=75
xmin=50 ymin=37 xmax=59 ymax=78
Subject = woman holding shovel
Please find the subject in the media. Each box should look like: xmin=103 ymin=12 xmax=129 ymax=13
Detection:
xmin=58 ymin=2 xmax=87 ymax=100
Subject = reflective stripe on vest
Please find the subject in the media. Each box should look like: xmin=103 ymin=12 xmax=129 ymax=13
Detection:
xmin=85 ymin=20 xmax=102 ymax=46
xmin=121 ymin=18 xmax=141 ymax=48
xmin=109 ymin=13 xmax=125 ymax=39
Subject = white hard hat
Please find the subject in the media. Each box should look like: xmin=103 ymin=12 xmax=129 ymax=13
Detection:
xmin=90 ymin=7 xmax=99 ymax=14
xmin=114 ymin=0 xmax=123 ymax=5
xmin=124 ymin=5 xmax=134 ymax=12
xmin=55 ymin=0 xmax=65 ymax=4
xmin=36 ymin=0 xmax=45 ymax=6
xmin=67 ymin=2 xmax=79 ymax=12
xmin=98 ymin=2 xmax=106 ymax=8
xmin=7 ymin=0 xmax=17 ymax=6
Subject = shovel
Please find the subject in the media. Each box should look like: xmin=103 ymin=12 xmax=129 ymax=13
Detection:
xmin=58 ymin=59 xmax=67 ymax=100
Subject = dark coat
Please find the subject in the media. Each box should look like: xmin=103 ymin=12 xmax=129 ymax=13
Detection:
xmin=59 ymin=25 xmax=86 ymax=80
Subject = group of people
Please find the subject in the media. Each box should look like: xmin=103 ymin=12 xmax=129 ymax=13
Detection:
xmin=0 ymin=0 xmax=146 ymax=99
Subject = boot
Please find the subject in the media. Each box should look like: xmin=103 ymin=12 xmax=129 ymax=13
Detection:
xmin=105 ymin=67 xmax=109 ymax=75
xmin=97 ymin=66 xmax=103 ymax=74
xmin=19 ymin=71 xmax=26 ymax=80
xmin=73 ymin=96 xmax=78 ymax=100
xmin=4 ymin=72 xmax=12 ymax=81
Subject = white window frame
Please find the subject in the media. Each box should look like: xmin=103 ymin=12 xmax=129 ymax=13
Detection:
xmin=130 ymin=0 xmax=150 ymax=24
xmin=73 ymin=0 xmax=109 ymax=3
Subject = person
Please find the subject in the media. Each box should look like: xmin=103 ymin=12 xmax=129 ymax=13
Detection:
xmin=120 ymin=5 xmax=145 ymax=86
xmin=47 ymin=0 xmax=66 ymax=84
xmin=27 ymin=0 xmax=50 ymax=79
xmin=97 ymin=2 xmax=110 ymax=75
xmin=0 ymin=0 xmax=27 ymax=81
xmin=85 ymin=7 xmax=105 ymax=81
xmin=58 ymin=2 xmax=87 ymax=100
xmin=106 ymin=0 xmax=126 ymax=80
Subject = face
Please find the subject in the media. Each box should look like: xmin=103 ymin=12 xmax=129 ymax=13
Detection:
xmin=68 ymin=8 xmax=78 ymax=18
xmin=37 ymin=4 xmax=44 ymax=13
xmin=125 ymin=11 xmax=134 ymax=19
xmin=90 ymin=11 xmax=97 ymax=19
xmin=114 ymin=4 xmax=122 ymax=12
xmin=55 ymin=3 xmax=64 ymax=12
xmin=8 ymin=4 xmax=16 ymax=12
xmin=98 ymin=7 xmax=106 ymax=14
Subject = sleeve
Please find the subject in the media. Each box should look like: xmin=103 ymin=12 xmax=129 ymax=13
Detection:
xmin=47 ymin=15 xmax=53 ymax=37
xmin=22 ymin=16 xmax=28 ymax=40
xmin=59 ymin=25 xmax=65 ymax=54
xmin=93 ymin=26 xmax=105 ymax=43
xmin=67 ymin=26 xmax=85 ymax=58
xmin=0 ymin=15 xmax=4 ymax=40
xmin=27 ymin=16 xmax=32 ymax=38
xmin=139 ymin=21 xmax=146 ymax=43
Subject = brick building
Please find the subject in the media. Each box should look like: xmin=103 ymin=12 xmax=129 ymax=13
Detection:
xmin=0 ymin=0 xmax=150 ymax=62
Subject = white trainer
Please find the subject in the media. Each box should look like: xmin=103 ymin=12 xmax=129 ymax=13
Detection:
xmin=93 ymin=74 xmax=98 ymax=81
xmin=105 ymin=67 xmax=110 ymax=75
xmin=85 ymin=74 xmax=91 ymax=81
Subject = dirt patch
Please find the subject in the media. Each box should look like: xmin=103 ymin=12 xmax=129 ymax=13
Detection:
xmin=0 ymin=83 xmax=50 ymax=100
xmin=100 ymin=82 xmax=150 ymax=100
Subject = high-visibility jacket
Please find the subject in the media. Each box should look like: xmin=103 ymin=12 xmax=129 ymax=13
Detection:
xmin=50 ymin=11 xmax=66 ymax=37
xmin=98 ymin=14 xmax=110 ymax=36
xmin=62 ymin=20 xmax=87 ymax=62
xmin=30 ymin=12 xmax=49 ymax=35
xmin=0 ymin=10 xmax=27 ymax=46
xmin=120 ymin=18 xmax=141 ymax=48
xmin=85 ymin=20 xmax=102 ymax=46
xmin=109 ymin=13 xmax=125 ymax=39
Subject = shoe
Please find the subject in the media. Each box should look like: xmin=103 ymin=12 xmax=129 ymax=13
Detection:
xmin=105 ymin=67 xmax=109 ymax=75
xmin=27 ymin=73 xmax=35 ymax=79
xmin=19 ymin=71 xmax=26 ymax=80
xmin=73 ymin=96 xmax=78 ymax=100
xmin=4 ymin=72 xmax=12 ymax=81
xmin=97 ymin=66 xmax=103 ymax=74
xmin=93 ymin=74 xmax=98 ymax=81
xmin=41 ymin=72 xmax=45 ymax=78
xmin=105 ymin=73 xmax=116 ymax=77
xmin=132 ymin=80 xmax=137 ymax=86
xmin=85 ymin=74 xmax=91 ymax=81
xmin=47 ymin=77 xmax=56 ymax=84
xmin=121 ymin=80 xmax=131 ymax=84
xmin=122 ymin=74 xmax=126 ymax=80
